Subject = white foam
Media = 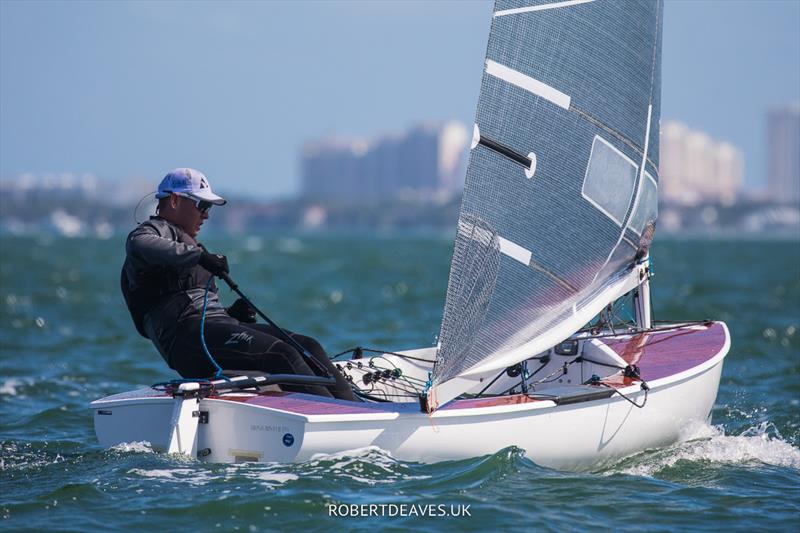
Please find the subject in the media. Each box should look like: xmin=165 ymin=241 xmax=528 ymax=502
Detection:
xmin=110 ymin=441 xmax=155 ymax=454
xmin=0 ymin=378 xmax=24 ymax=396
xmin=0 ymin=442 xmax=65 ymax=471
xmin=129 ymin=468 xmax=185 ymax=479
xmin=127 ymin=467 xmax=215 ymax=486
xmin=217 ymin=465 xmax=300 ymax=488
xmin=308 ymin=445 xmax=390 ymax=463
xmin=616 ymin=422 xmax=800 ymax=476
xmin=305 ymin=446 xmax=429 ymax=485
xmin=253 ymin=472 xmax=299 ymax=484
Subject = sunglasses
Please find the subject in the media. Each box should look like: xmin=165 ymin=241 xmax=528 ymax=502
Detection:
xmin=176 ymin=193 xmax=213 ymax=214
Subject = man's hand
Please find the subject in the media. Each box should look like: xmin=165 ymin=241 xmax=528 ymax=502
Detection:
xmin=227 ymin=298 xmax=257 ymax=323
xmin=198 ymin=250 xmax=229 ymax=277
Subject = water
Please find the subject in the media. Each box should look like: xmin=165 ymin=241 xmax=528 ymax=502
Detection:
xmin=1 ymin=233 xmax=798 ymax=532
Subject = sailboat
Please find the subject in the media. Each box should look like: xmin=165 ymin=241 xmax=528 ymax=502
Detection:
xmin=91 ymin=0 xmax=730 ymax=471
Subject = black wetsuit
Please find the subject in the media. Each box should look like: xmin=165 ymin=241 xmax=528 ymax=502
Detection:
xmin=121 ymin=217 xmax=355 ymax=400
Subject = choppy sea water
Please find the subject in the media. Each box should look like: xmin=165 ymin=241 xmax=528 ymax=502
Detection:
xmin=1 ymin=233 xmax=798 ymax=532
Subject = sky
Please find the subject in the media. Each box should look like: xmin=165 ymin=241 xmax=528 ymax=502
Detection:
xmin=1 ymin=0 xmax=798 ymax=199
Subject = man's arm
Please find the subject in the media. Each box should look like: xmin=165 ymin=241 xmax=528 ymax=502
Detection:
xmin=126 ymin=224 xmax=201 ymax=268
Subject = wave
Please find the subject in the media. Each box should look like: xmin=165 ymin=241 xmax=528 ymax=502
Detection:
xmin=101 ymin=443 xmax=533 ymax=491
xmin=303 ymin=446 xmax=430 ymax=485
xmin=608 ymin=421 xmax=800 ymax=477
xmin=88 ymin=421 xmax=800 ymax=489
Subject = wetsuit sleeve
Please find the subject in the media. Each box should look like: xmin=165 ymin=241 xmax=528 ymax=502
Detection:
xmin=126 ymin=224 xmax=202 ymax=268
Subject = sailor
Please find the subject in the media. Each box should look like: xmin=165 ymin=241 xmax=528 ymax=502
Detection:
xmin=121 ymin=168 xmax=356 ymax=400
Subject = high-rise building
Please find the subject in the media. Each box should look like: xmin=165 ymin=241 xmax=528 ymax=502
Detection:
xmin=659 ymin=121 xmax=743 ymax=205
xmin=713 ymin=142 xmax=743 ymax=206
xmin=684 ymin=130 xmax=714 ymax=203
xmin=659 ymin=121 xmax=690 ymax=203
xmin=767 ymin=105 xmax=800 ymax=205
xmin=300 ymin=122 xmax=468 ymax=203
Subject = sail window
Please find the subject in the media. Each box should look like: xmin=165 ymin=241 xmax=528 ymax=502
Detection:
xmin=581 ymin=136 xmax=638 ymax=227
xmin=629 ymin=172 xmax=658 ymax=236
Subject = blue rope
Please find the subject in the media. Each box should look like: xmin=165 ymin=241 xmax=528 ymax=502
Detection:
xmin=201 ymin=277 xmax=229 ymax=381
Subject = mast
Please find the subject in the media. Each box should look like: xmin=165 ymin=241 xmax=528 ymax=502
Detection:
xmin=634 ymin=255 xmax=652 ymax=329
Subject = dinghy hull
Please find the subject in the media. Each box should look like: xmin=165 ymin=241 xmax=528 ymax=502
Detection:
xmin=92 ymin=322 xmax=729 ymax=471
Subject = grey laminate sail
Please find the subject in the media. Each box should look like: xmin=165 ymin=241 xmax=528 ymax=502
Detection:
xmin=430 ymin=0 xmax=662 ymax=408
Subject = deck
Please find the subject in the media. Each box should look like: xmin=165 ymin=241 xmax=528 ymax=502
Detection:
xmin=220 ymin=322 xmax=728 ymax=415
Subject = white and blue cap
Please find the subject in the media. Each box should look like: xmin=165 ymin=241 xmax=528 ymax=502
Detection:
xmin=155 ymin=168 xmax=227 ymax=205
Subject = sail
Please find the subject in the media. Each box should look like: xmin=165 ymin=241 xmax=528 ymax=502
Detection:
xmin=429 ymin=0 xmax=662 ymax=409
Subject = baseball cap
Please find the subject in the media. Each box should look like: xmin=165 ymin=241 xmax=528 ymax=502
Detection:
xmin=155 ymin=168 xmax=227 ymax=205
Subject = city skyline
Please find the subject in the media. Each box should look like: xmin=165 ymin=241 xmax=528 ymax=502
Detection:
xmin=2 ymin=113 xmax=797 ymax=237
xmin=3 ymin=117 xmax=753 ymax=206
xmin=1 ymin=1 xmax=799 ymax=199
xmin=300 ymin=121 xmax=468 ymax=202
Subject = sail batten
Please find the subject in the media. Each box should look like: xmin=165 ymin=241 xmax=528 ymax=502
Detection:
xmin=497 ymin=236 xmax=532 ymax=265
xmin=494 ymin=0 xmax=596 ymax=18
xmin=485 ymin=59 xmax=571 ymax=110
xmin=429 ymin=0 xmax=663 ymax=411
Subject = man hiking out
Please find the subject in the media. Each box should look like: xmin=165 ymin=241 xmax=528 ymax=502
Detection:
xmin=120 ymin=168 xmax=355 ymax=401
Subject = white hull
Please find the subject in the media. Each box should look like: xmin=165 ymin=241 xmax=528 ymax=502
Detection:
xmin=92 ymin=322 xmax=729 ymax=471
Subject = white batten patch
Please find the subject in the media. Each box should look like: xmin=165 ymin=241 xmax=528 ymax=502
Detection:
xmin=471 ymin=124 xmax=481 ymax=150
xmin=525 ymin=152 xmax=537 ymax=179
xmin=498 ymin=237 xmax=532 ymax=266
xmin=638 ymin=104 xmax=653 ymax=183
xmin=485 ymin=60 xmax=571 ymax=110
xmin=495 ymin=0 xmax=595 ymax=17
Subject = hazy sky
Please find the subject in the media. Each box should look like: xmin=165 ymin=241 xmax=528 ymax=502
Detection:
xmin=1 ymin=0 xmax=798 ymax=198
